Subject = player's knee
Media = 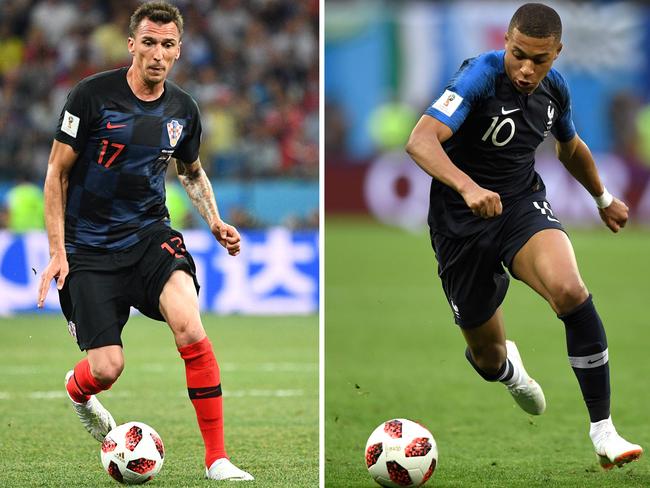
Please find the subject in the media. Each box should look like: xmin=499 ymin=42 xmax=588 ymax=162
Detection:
xmin=469 ymin=343 xmax=506 ymax=375
xmin=91 ymin=359 xmax=124 ymax=386
xmin=550 ymin=281 xmax=588 ymax=315
xmin=171 ymin=318 xmax=205 ymax=347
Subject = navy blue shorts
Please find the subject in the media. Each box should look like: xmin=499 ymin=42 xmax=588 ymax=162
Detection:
xmin=431 ymin=190 xmax=566 ymax=329
xmin=59 ymin=224 xmax=200 ymax=350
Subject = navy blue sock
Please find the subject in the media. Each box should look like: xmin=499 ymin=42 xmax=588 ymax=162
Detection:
xmin=558 ymin=294 xmax=610 ymax=422
xmin=465 ymin=347 xmax=514 ymax=382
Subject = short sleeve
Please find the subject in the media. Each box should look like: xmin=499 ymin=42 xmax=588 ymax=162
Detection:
xmin=173 ymin=98 xmax=202 ymax=164
xmin=424 ymin=52 xmax=499 ymax=133
xmin=548 ymin=69 xmax=576 ymax=142
xmin=55 ymin=82 xmax=93 ymax=153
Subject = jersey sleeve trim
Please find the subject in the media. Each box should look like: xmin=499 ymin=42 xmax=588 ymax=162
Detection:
xmin=424 ymin=89 xmax=470 ymax=133
xmin=423 ymin=51 xmax=502 ymax=133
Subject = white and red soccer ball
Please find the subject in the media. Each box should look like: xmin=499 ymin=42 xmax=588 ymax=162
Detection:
xmin=101 ymin=422 xmax=165 ymax=484
xmin=365 ymin=418 xmax=438 ymax=487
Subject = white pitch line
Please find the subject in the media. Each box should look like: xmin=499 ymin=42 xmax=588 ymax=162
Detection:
xmin=29 ymin=391 xmax=67 ymax=399
xmin=3 ymin=363 xmax=317 ymax=375
xmin=0 ymin=389 xmax=307 ymax=400
xmin=256 ymin=363 xmax=318 ymax=373
xmin=140 ymin=362 xmax=317 ymax=373
xmin=225 ymin=389 xmax=305 ymax=398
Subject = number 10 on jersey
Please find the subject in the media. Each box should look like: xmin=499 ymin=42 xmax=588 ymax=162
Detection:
xmin=482 ymin=117 xmax=515 ymax=147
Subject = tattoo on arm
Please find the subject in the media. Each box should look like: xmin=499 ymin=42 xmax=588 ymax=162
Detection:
xmin=176 ymin=159 xmax=221 ymax=226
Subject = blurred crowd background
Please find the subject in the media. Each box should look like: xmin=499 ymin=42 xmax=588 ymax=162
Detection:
xmin=325 ymin=0 xmax=650 ymax=229
xmin=0 ymin=0 xmax=319 ymax=231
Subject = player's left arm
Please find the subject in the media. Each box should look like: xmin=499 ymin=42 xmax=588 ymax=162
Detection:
xmin=556 ymin=135 xmax=628 ymax=233
xmin=174 ymin=157 xmax=241 ymax=256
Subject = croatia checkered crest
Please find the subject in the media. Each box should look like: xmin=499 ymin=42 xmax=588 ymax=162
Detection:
xmin=101 ymin=422 xmax=164 ymax=484
xmin=365 ymin=419 xmax=438 ymax=487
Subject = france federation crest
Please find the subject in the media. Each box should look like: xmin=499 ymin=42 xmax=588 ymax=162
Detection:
xmin=166 ymin=119 xmax=183 ymax=147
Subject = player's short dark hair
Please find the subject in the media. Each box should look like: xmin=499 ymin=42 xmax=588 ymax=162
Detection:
xmin=129 ymin=1 xmax=184 ymax=38
xmin=508 ymin=3 xmax=562 ymax=41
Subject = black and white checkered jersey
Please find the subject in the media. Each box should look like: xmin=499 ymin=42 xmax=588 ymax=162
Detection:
xmin=55 ymin=67 xmax=201 ymax=253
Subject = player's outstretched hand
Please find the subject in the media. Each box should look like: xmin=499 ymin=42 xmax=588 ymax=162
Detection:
xmin=461 ymin=183 xmax=503 ymax=219
xmin=598 ymin=197 xmax=628 ymax=233
xmin=37 ymin=252 xmax=68 ymax=308
xmin=211 ymin=220 xmax=241 ymax=256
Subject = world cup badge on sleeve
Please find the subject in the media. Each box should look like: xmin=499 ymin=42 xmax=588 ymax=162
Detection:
xmin=166 ymin=119 xmax=183 ymax=148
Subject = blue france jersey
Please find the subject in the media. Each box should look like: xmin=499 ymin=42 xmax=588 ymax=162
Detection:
xmin=423 ymin=50 xmax=576 ymax=237
xmin=55 ymin=68 xmax=201 ymax=253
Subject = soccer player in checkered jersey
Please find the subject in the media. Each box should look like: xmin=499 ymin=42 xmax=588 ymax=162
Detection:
xmin=37 ymin=1 xmax=253 ymax=481
xmin=406 ymin=3 xmax=642 ymax=468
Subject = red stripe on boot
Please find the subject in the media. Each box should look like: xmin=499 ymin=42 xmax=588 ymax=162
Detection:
xmin=66 ymin=358 xmax=112 ymax=403
xmin=178 ymin=336 xmax=228 ymax=466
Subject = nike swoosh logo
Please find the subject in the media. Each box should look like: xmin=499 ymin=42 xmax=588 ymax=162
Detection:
xmin=195 ymin=389 xmax=220 ymax=397
xmin=587 ymin=357 xmax=604 ymax=364
xmin=107 ymin=122 xmax=127 ymax=129
xmin=501 ymin=107 xmax=521 ymax=115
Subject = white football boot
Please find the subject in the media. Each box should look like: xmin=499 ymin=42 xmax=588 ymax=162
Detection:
xmin=590 ymin=416 xmax=643 ymax=469
xmin=64 ymin=370 xmax=116 ymax=442
xmin=205 ymin=458 xmax=254 ymax=481
xmin=502 ymin=340 xmax=546 ymax=415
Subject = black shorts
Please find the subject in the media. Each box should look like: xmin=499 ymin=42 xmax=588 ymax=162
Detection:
xmin=431 ymin=190 xmax=565 ymax=329
xmin=59 ymin=224 xmax=200 ymax=350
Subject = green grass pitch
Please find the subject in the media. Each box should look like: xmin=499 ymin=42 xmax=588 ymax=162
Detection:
xmin=326 ymin=216 xmax=650 ymax=487
xmin=0 ymin=314 xmax=317 ymax=487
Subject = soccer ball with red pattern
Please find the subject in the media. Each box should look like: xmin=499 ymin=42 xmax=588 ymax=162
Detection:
xmin=101 ymin=422 xmax=165 ymax=484
xmin=365 ymin=418 xmax=438 ymax=487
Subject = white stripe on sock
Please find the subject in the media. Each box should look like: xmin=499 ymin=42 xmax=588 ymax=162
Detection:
xmin=568 ymin=348 xmax=608 ymax=369
xmin=497 ymin=360 xmax=512 ymax=382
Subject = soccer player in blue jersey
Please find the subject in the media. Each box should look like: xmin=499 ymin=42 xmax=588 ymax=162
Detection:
xmin=406 ymin=3 xmax=642 ymax=468
xmin=36 ymin=1 xmax=253 ymax=481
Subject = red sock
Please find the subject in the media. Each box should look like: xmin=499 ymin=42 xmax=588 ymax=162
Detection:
xmin=178 ymin=336 xmax=227 ymax=467
xmin=66 ymin=358 xmax=112 ymax=403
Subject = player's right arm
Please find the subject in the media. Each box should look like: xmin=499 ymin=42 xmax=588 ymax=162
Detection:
xmin=406 ymin=116 xmax=503 ymax=218
xmin=174 ymin=157 xmax=241 ymax=256
xmin=37 ymin=140 xmax=77 ymax=307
